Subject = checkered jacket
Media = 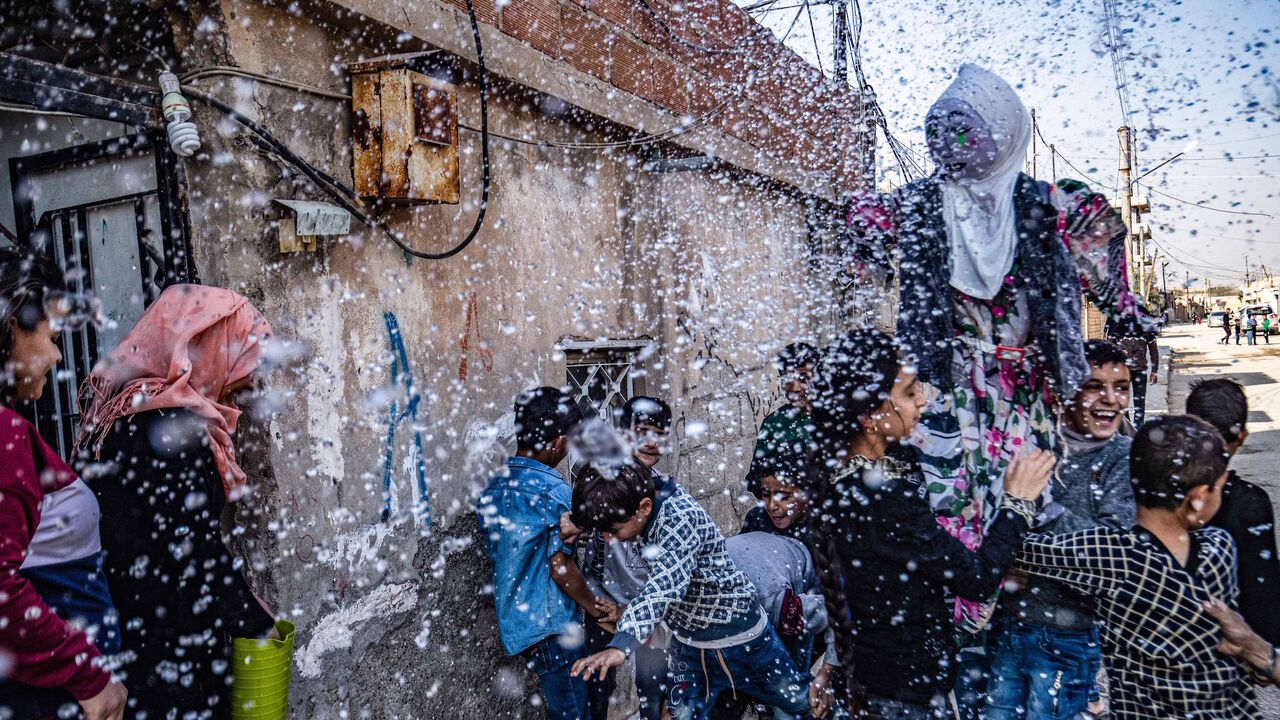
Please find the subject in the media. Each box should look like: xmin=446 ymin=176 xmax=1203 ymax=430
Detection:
xmin=1017 ymin=525 xmax=1258 ymax=720
xmin=615 ymin=483 xmax=755 ymax=643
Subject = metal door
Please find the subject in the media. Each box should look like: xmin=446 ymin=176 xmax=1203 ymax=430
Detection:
xmin=9 ymin=130 xmax=193 ymax=456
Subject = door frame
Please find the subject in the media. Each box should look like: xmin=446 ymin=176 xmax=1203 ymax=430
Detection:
xmin=1 ymin=51 xmax=195 ymax=284
xmin=9 ymin=130 xmax=195 ymax=286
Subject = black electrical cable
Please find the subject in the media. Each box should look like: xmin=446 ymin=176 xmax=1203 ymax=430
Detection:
xmin=184 ymin=86 xmax=366 ymax=212
xmin=182 ymin=0 xmax=492 ymax=260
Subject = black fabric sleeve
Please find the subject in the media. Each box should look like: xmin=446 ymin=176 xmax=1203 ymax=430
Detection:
xmin=114 ymin=412 xmax=275 ymax=640
xmin=876 ymin=496 xmax=1031 ymax=601
xmin=741 ymin=506 xmax=769 ymax=535
xmin=1232 ymin=484 xmax=1280 ymax=645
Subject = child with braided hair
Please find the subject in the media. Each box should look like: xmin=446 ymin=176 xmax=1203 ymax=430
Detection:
xmin=803 ymin=329 xmax=1053 ymax=718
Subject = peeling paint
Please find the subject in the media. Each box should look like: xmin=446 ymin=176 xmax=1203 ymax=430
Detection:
xmin=302 ymin=280 xmax=347 ymax=483
xmin=297 ymin=582 xmax=419 ymax=678
xmin=318 ymin=521 xmax=394 ymax=569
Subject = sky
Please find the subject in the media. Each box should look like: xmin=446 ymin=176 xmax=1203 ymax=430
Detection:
xmin=739 ymin=0 xmax=1279 ymax=292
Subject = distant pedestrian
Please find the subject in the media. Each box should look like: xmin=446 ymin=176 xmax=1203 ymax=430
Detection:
xmin=1235 ymin=315 xmax=1242 ymax=344
xmin=1247 ymin=315 xmax=1257 ymax=345
xmin=1221 ymin=315 xmax=1232 ymax=344
xmin=1263 ymin=317 xmax=1271 ymax=344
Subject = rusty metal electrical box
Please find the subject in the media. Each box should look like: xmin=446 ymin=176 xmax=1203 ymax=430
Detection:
xmin=351 ymin=54 xmax=460 ymax=204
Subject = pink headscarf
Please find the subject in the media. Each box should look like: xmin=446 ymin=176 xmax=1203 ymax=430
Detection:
xmin=75 ymin=284 xmax=274 ymax=501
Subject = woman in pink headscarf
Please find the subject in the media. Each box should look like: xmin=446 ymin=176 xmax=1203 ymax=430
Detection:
xmin=75 ymin=284 xmax=277 ymax=720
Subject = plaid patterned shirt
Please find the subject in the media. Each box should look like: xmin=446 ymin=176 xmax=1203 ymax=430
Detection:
xmin=612 ymin=482 xmax=755 ymax=647
xmin=1017 ymin=525 xmax=1258 ymax=720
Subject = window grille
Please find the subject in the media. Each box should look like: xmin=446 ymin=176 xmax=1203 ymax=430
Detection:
xmin=558 ymin=338 xmax=653 ymax=426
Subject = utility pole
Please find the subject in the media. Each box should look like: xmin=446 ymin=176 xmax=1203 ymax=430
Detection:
xmin=1031 ymin=109 xmax=1037 ymax=179
xmin=832 ymin=0 xmax=848 ymax=85
xmin=828 ymin=0 xmax=872 ymax=193
xmin=1118 ymin=126 xmax=1136 ymax=290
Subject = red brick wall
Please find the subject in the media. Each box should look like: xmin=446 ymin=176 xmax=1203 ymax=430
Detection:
xmin=449 ymin=0 xmax=867 ymax=190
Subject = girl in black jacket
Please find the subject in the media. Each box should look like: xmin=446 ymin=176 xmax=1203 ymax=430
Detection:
xmin=803 ymin=330 xmax=1053 ymax=718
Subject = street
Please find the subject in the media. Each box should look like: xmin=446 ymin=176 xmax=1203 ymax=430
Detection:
xmin=1157 ymin=322 xmax=1280 ymax=718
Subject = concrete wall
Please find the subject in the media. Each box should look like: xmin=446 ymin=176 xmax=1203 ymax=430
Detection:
xmin=159 ymin=0 xmax=854 ymax=716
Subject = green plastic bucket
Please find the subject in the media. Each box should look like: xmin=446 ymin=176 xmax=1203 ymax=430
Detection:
xmin=231 ymin=620 xmax=295 ymax=720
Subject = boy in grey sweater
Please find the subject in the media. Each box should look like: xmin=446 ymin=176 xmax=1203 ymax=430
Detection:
xmin=723 ymin=532 xmax=838 ymax=720
xmin=986 ymin=340 xmax=1138 ymax=720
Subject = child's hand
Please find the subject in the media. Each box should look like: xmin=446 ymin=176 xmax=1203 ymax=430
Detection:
xmin=572 ymin=648 xmax=626 ymax=681
xmin=560 ymin=512 xmax=583 ymax=545
xmin=1004 ymin=449 xmax=1054 ymax=502
xmin=594 ymin=597 xmax=622 ymax=623
xmin=1203 ymin=596 xmax=1274 ymax=684
xmin=808 ymin=663 xmax=837 ymax=718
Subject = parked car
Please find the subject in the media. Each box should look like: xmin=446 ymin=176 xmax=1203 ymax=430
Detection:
xmin=1245 ymin=305 xmax=1279 ymax=334
xmin=1208 ymin=311 xmax=1228 ymax=327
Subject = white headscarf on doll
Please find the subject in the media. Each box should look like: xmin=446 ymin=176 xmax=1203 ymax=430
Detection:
xmin=931 ymin=65 xmax=1032 ymax=300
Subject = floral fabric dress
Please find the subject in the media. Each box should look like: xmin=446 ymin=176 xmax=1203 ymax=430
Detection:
xmin=848 ymin=177 xmax=1145 ymax=630
xmin=915 ymin=262 xmax=1055 ymax=562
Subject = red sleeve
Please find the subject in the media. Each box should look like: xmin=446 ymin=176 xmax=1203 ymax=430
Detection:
xmin=0 ymin=410 xmax=110 ymax=700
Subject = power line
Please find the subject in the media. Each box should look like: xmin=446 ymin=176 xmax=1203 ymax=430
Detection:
xmin=1148 ymin=234 xmax=1245 ymax=274
xmin=1196 ymin=131 xmax=1280 ymax=147
xmin=184 ymin=0 xmax=495 ymax=260
xmin=1071 ymin=154 xmax=1275 ymax=162
xmin=1146 ymin=186 xmax=1275 ymax=219
xmin=181 ymin=66 xmax=739 ymax=151
xmin=803 ymin=0 xmax=825 ymax=77
xmin=1168 ymin=156 xmax=1276 ymax=162
xmin=1032 ymin=123 xmax=1116 ymax=191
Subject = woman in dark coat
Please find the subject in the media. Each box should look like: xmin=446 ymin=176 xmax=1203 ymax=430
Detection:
xmin=75 ymin=284 xmax=277 ymax=720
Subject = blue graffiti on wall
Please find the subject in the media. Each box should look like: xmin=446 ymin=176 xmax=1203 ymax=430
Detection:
xmin=381 ymin=310 xmax=430 ymax=526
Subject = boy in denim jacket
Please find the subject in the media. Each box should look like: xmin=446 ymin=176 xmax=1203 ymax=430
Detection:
xmin=478 ymin=387 xmax=614 ymax=720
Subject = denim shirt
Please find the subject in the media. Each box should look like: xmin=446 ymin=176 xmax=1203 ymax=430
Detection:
xmin=477 ymin=457 xmax=578 ymax=655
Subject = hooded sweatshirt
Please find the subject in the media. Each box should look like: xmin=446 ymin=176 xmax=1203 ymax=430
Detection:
xmin=1001 ymin=431 xmax=1135 ymax=629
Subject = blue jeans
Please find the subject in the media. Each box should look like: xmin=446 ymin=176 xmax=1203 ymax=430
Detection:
xmin=524 ymin=635 xmax=590 ymax=720
xmin=953 ymin=637 xmax=991 ymax=720
xmin=985 ymin=622 xmax=1100 ymax=720
xmin=667 ymin=626 xmax=811 ymax=720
